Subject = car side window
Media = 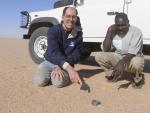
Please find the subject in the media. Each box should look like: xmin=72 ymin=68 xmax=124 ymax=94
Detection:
xmin=54 ymin=0 xmax=74 ymax=8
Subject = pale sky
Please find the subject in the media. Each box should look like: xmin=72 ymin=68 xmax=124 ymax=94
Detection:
xmin=0 ymin=0 xmax=57 ymax=38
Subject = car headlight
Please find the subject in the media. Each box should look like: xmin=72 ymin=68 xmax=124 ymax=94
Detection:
xmin=20 ymin=11 xmax=30 ymax=28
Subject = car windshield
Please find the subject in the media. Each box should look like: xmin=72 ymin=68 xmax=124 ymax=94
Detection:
xmin=54 ymin=0 xmax=74 ymax=8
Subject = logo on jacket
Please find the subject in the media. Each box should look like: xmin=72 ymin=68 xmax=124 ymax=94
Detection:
xmin=69 ymin=41 xmax=75 ymax=47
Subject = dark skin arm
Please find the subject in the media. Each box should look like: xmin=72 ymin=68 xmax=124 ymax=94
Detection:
xmin=112 ymin=53 xmax=135 ymax=81
xmin=103 ymin=24 xmax=117 ymax=52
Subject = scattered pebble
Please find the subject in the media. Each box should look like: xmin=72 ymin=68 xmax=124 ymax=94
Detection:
xmin=80 ymin=82 xmax=90 ymax=93
xmin=91 ymin=99 xmax=101 ymax=106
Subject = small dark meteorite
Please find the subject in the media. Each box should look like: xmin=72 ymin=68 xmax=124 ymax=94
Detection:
xmin=91 ymin=99 xmax=101 ymax=106
xmin=80 ymin=82 xmax=90 ymax=93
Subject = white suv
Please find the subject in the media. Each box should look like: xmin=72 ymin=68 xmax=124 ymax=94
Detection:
xmin=20 ymin=0 xmax=150 ymax=64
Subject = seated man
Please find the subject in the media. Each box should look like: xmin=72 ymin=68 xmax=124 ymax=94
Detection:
xmin=95 ymin=13 xmax=144 ymax=88
xmin=33 ymin=7 xmax=90 ymax=88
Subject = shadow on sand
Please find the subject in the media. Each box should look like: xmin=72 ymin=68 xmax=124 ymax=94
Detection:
xmin=78 ymin=69 xmax=103 ymax=78
xmin=79 ymin=56 xmax=99 ymax=67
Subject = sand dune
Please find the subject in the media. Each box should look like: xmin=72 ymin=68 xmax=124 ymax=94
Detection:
xmin=0 ymin=38 xmax=150 ymax=113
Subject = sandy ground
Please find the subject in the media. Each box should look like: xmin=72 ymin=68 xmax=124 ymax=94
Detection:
xmin=0 ymin=38 xmax=150 ymax=113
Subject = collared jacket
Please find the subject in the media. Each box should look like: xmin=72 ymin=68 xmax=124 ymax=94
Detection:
xmin=44 ymin=24 xmax=86 ymax=67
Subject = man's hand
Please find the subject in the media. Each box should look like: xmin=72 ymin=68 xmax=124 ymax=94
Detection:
xmin=107 ymin=24 xmax=117 ymax=38
xmin=111 ymin=54 xmax=135 ymax=82
xmin=51 ymin=66 xmax=64 ymax=80
xmin=65 ymin=64 xmax=82 ymax=85
xmin=111 ymin=60 xmax=125 ymax=82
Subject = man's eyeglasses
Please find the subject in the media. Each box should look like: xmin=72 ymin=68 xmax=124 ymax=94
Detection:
xmin=64 ymin=15 xmax=77 ymax=20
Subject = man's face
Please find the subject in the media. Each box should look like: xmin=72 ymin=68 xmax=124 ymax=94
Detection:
xmin=62 ymin=8 xmax=77 ymax=31
xmin=115 ymin=18 xmax=129 ymax=35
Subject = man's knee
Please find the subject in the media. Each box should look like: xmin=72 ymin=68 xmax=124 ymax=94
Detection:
xmin=33 ymin=62 xmax=51 ymax=87
xmin=129 ymin=56 xmax=144 ymax=73
xmin=95 ymin=52 xmax=105 ymax=63
xmin=51 ymin=75 xmax=70 ymax=88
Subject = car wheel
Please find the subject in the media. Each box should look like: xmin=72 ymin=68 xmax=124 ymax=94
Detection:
xmin=29 ymin=27 xmax=49 ymax=64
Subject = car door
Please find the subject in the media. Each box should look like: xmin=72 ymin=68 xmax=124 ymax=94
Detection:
xmin=127 ymin=0 xmax=150 ymax=45
xmin=76 ymin=0 xmax=125 ymax=42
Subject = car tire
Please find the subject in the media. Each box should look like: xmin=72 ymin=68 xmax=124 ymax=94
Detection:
xmin=29 ymin=27 xmax=49 ymax=64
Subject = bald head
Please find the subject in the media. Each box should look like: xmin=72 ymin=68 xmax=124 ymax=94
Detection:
xmin=62 ymin=7 xmax=78 ymax=16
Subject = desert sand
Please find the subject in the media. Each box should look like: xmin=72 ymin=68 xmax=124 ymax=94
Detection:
xmin=0 ymin=38 xmax=150 ymax=113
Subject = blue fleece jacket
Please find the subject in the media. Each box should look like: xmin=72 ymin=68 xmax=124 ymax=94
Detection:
xmin=44 ymin=24 xmax=83 ymax=67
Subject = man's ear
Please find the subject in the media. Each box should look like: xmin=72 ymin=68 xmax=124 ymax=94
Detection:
xmin=62 ymin=16 xmax=64 ymax=22
xmin=126 ymin=19 xmax=129 ymax=24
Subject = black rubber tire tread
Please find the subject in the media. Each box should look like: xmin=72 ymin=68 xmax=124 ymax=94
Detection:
xmin=29 ymin=27 xmax=49 ymax=64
